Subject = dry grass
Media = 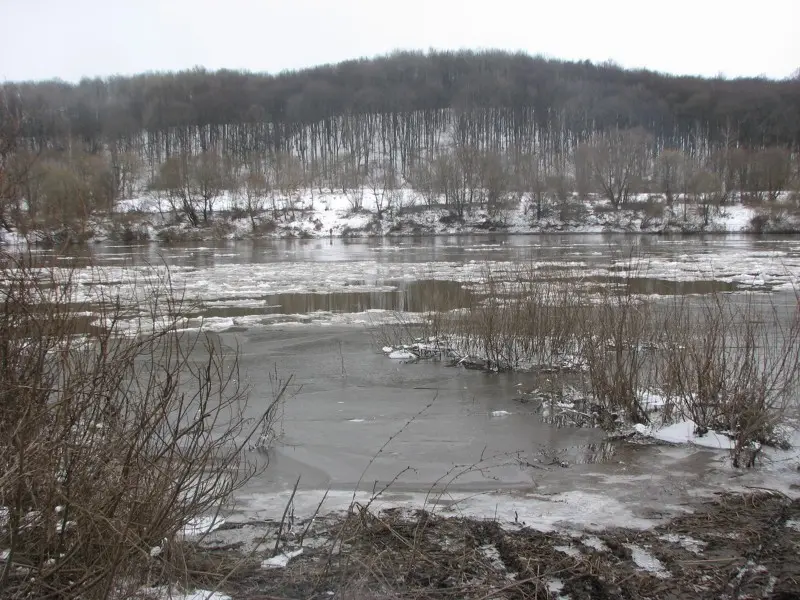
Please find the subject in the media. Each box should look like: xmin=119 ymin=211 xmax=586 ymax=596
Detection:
xmin=660 ymin=292 xmax=800 ymax=466
xmin=374 ymin=257 xmax=800 ymax=466
xmin=180 ymin=491 xmax=800 ymax=600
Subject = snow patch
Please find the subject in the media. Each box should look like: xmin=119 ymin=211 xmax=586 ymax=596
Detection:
xmin=261 ymin=548 xmax=303 ymax=569
xmin=625 ymin=544 xmax=670 ymax=578
xmin=479 ymin=544 xmax=507 ymax=572
xmin=141 ymin=587 xmax=231 ymax=600
xmin=388 ymin=349 xmax=416 ymax=360
xmin=553 ymin=544 xmax=582 ymax=558
xmin=658 ymin=533 xmax=707 ymax=554
xmin=581 ymin=536 xmax=608 ymax=552
xmin=639 ymin=420 xmax=736 ymax=450
xmin=181 ymin=515 xmax=225 ymax=537
xmin=237 ymin=488 xmax=663 ymax=533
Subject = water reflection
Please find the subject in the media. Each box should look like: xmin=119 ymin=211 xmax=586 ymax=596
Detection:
xmin=199 ymin=279 xmax=471 ymax=316
xmin=38 ymin=233 xmax=800 ymax=271
xmin=582 ymin=276 xmax=737 ymax=295
xmin=534 ymin=441 xmax=619 ymax=467
xmin=578 ymin=441 xmax=618 ymax=464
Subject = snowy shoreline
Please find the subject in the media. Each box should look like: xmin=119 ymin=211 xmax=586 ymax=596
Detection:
xmin=4 ymin=188 xmax=798 ymax=247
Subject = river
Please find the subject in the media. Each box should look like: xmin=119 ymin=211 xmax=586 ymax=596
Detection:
xmin=39 ymin=233 xmax=800 ymax=526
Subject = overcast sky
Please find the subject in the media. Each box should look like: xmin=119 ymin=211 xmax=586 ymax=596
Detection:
xmin=1 ymin=0 xmax=798 ymax=82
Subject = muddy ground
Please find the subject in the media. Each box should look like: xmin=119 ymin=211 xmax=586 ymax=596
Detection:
xmin=172 ymin=491 xmax=800 ymax=600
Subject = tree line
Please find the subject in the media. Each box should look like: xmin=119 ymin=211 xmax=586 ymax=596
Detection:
xmin=1 ymin=51 xmax=799 ymax=234
xmin=4 ymin=51 xmax=799 ymax=165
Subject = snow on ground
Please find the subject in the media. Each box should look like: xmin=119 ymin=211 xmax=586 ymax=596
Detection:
xmin=181 ymin=515 xmax=226 ymax=538
xmin=553 ymin=544 xmax=582 ymax=558
xmin=234 ymin=488 xmax=670 ymax=533
xmin=658 ymin=533 xmax=707 ymax=554
xmin=634 ymin=420 xmax=736 ymax=450
xmin=0 ymin=228 xmax=28 ymax=246
xmin=140 ymin=587 xmax=231 ymax=600
xmin=581 ymin=536 xmax=609 ymax=552
xmin=720 ymin=204 xmax=757 ymax=232
xmin=478 ymin=544 xmax=509 ymax=574
xmin=625 ymin=544 xmax=670 ymax=578
xmin=261 ymin=548 xmax=303 ymax=569
xmin=110 ymin=188 xmax=785 ymax=241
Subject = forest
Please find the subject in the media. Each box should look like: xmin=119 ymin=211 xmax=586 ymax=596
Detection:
xmin=1 ymin=50 xmax=799 ymax=236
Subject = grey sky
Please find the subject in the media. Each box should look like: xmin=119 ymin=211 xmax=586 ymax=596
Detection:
xmin=1 ymin=0 xmax=798 ymax=82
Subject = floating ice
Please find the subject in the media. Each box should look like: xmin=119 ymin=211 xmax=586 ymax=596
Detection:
xmin=490 ymin=410 xmax=512 ymax=417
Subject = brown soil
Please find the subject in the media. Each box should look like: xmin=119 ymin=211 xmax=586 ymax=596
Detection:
xmin=181 ymin=491 xmax=800 ymax=600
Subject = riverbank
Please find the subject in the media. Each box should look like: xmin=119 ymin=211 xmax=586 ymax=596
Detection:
xmin=152 ymin=490 xmax=799 ymax=600
xmin=3 ymin=190 xmax=799 ymax=247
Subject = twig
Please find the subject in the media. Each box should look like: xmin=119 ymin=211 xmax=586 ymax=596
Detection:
xmin=273 ymin=475 xmax=301 ymax=556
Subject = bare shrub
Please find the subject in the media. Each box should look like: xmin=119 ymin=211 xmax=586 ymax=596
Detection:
xmin=662 ymin=293 xmax=800 ymax=466
xmin=638 ymin=196 xmax=667 ymax=230
xmin=579 ymin=280 xmax=658 ymax=427
xmin=0 ymin=253 xmax=282 ymax=599
xmin=373 ymin=252 xmax=798 ymax=469
xmin=558 ymin=199 xmax=589 ymax=223
xmin=418 ymin=265 xmax=587 ymax=370
xmin=748 ymin=212 xmax=770 ymax=233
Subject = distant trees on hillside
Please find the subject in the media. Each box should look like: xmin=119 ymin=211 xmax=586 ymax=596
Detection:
xmin=3 ymin=51 xmax=799 ymax=173
xmin=1 ymin=53 xmax=799 ymax=234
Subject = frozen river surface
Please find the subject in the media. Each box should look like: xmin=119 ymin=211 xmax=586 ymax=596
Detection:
xmin=45 ymin=234 xmax=800 ymax=528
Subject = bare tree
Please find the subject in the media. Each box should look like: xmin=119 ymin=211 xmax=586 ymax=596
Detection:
xmin=586 ymin=128 xmax=652 ymax=207
xmin=515 ymin=153 xmax=549 ymax=220
xmin=408 ymin=160 xmax=441 ymax=208
xmin=752 ymin=147 xmax=793 ymax=202
xmin=574 ymin=143 xmax=594 ymax=199
xmin=241 ymin=169 xmax=270 ymax=230
xmin=192 ymin=150 xmax=226 ymax=223
xmin=110 ymin=149 xmax=143 ymax=200
xmin=366 ymin=159 xmax=398 ymax=219
xmin=0 ymin=93 xmax=29 ymax=232
xmin=688 ymin=167 xmax=725 ymax=226
xmin=656 ymin=149 xmax=687 ymax=204
xmin=154 ymin=155 xmax=199 ymax=226
xmin=437 ymin=144 xmax=483 ymax=218
xmin=153 ymin=151 xmax=225 ymax=226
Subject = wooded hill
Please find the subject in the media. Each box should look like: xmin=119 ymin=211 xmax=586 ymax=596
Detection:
xmin=1 ymin=51 xmax=798 ymax=236
xmin=5 ymin=50 xmax=799 ymax=164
